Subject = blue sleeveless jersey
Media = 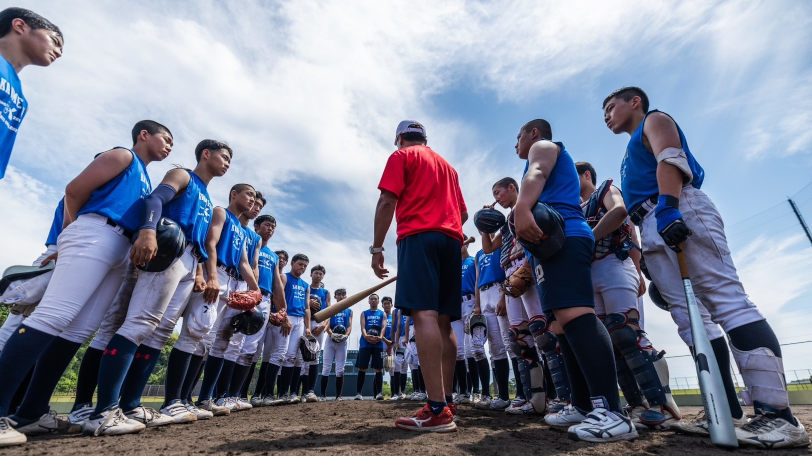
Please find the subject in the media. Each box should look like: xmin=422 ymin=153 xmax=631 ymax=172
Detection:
xmin=215 ymin=209 xmax=247 ymax=269
xmin=244 ymin=228 xmax=261 ymax=264
xmin=284 ymin=272 xmax=309 ymax=317
xmin=524 ymin=141 xmax=593 ymax=239
xmin=45 ymin=199 xmax=64 ymax=246
xmin=257 ymin=246 xmax=278 ymax=295
xmin=310 ymin=287 xmax=329 ymax=311
xmin=360 ymin=309 xmax=386 ymax=349
xmin=78 ymin=148 xmax=152 ymax=233
xmin=476 ymin=249 xmax=506 ymax=288
xmin=620 ymin=110 xmax=705 ymax=210
xmin=461 ymin=256 xmax=476 ymax=295
xmin=398 ymin=312 xmax=408 ymax=337
xmin=0 ymin=56 xmax=27 ymax=180
xmin=162 ymin=171 xmax=212 ymax=258
xmin=384 ymin=313 xmax=394 ymax=340
xmin=330 ymin=308 xmax=352 ymax=331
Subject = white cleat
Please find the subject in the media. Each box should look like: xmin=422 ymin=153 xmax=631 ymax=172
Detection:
xmin=735 ymin=413 xmax=810 ymax=449
xmin=0 ymin=417 xmax=26 ymax=447
xmin=567 ymin=408 xmax=639 ymax=443
xmin=287 ymin=394 xmax=300 ymax=404
xmin=67 ymin=404 xmax=95 ymax=425
xmin=125 ymin=406 xmax=174 ymax=428
xmin=670 ymin=409 xmax=748 ymax=436
xmin=233 ymin=397 xmax=253 ymax=411
xmin=197 ymin=399 xmax=230 ymax=416
xmin=475 ymin=396 xmax=492 ymax=410
xmin=354 ymin=393 xmax=364 ymax=401
xmin=490 ymin=398 xmax=511 ymax=410
xmin=159 ymin=401 xmax=197 ymax=424
xmin=250 ymin=396 xmax=263 ymax=408
xmin=184 ymin=403 xmax=213 ymax=421
xmin=15 ymin=409 xmax=83 ymax=435
xmin=304 ymin=392 xmax=319 ymax=403
xmin=82 ymin=407 xmax=146 ymax=436
xmin=545 ymin=404 xmax=587 ymax=428
xmin=261 ymin=396 xmax=275 ymax=407
xmin=375 ymin=393 xmax=384 ymax=401
xmin=505 ymin=399 xmax=529 ymax=415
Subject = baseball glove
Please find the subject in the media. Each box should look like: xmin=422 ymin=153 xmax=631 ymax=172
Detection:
xmin=309 ymin=295 xmax=322 ymax=314
xmin=502 ymin=262 xmax=533 ymax=298
xmin=268 ymin=308 xmax=287 ymax=326
xmin=226 ymin=289 xmax=262 ymax=311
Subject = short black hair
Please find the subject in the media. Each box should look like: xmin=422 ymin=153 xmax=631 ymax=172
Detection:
xmin=575 ymin=161 xmax=597 ymax=185
xmin=311 ymin=264 xmax=325 ymax=274
xmin=194 ymin=139 xmax=232 ymax=162
xmin=274 ymin=250 xmax=288 ymax=261
xmin=254 ymin=214 xmax=276 ymax=228
xmin=381 ymin=296 xmax=392 ymax=303
xmin=292 ymin=253 xmax=309 ymax=264
xmin=603 ymin=86 xmax=649 ymax=113
xmin=335 ymin=288 xmax=347 ymax=296
xmin=254 ymin=192 xmax=266 ymax=208
xmin=521 ymin=119 xmax=552 ymax=140
xmin=228 ymin=183 xmax=254 ymax=202
xmin=400 ymin=132 xmax=427 ymax=144
xmin=369 ymin=293 xmax=378 ymax=300
xmin=131 ymin=120 xmax=172 ymax=146
xmin=492 ymin=177 xmax=519 ymax=191
xmin=0 ymin=7 xmax=62 ymax=39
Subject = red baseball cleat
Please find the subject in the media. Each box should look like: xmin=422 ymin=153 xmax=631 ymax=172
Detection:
xmin=395 ymin=404 xmax=457 ymax=433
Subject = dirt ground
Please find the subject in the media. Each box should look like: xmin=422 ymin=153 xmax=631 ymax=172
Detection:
xmin=6 ymin=403 xmax=812 ymax=455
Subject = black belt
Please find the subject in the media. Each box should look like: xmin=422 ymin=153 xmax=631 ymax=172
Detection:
xmin=217 ymin=262 xmax=239 ymax=279
xmin=106 ymin=218 xmax=134 ymax=240
xmin=190 ymin=245 xmax=205 ymax=261
xmin=479 ymin=283 xmax=497 ymax=291
xmin=462 ymin=293 xmax=474 ymax=300
xmin=628 ymin=195 xmax=658 ymax=225
xmin=261 ymin=289 xmax=271 ymax=297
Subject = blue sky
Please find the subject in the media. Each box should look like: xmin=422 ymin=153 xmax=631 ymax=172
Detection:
xmin=1 ymin=0 xmax=811 ymax=384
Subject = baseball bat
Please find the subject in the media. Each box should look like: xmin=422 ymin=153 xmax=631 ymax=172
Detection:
xmin=313 ymin=276 xmax=397 ymax=323
xmin=677 ymin=248 xmax=738 ymax=448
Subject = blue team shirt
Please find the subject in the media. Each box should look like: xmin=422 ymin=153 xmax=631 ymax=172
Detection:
xmin=360 ymin=308 xmax=386 ymax=349
xmin=310 ymin=286 xmax=329 ymax=311
xmin=214 ymin=209 xmax=247 ymax=269
xmin=78 ymin=148 xmax=152 ymax=233
xmin=162 ymin=171 xmax=212 ymax=258
xmin=461 ymin=256 xmax=476 ymax=295
xmin=45 ymin=199 xmax=64 ymax=246
xmin=244 ymin=228 xmax=261 ymax=264
xmin=476 ymin=249 xmax=506 ymax=288
xmin=257 ymin=246 xmax=278 ymax=295
xmin=384 ymin=312 xmax=394 ymax=340
xmin=397 ymin=311 xmax=408 ymax=337
xmin=284 ymin=272 xmax=309 ymax=317
xmin=0 ymin=56 xmax=27 ymax=180
xmin=523 ymin=142 xmax=593 ymax=239
xmin=620 ymin=110 xmax=705 ymax=210
xmin=330 ymin=308 xmax=351 ymax=332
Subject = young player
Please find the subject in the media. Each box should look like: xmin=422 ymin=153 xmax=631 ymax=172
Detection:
xmin=603 ymin=86 xmax=808 ymax=448
xmin=0 ymin=7 xmax=63 ymax=179
xmin=254 ymin=250 xmax=291 ymax=405
xmin=274 ymin=253 xmax=311 ymax=403
xmin=320 ymin=288 xmax=351 ymax=401
xmin=354 ymin=294 xmax=386 ymax=400
xmin=576 ymin=161 xmax=681 ymax=429
xmin=512 ymin=118 xmax=636 ymax=442
xmin=389 ymin=302 xmax=409 ymax=400
xmin=0 ymin=120 xmax=172 ymax=446
xmin=381 ymin=296 xmax=396 ymax=399
xmin=451 ymin=238 xmax=476 ymax=405
xmin=303 ymin=265 xmax=330 ymax=402
xmin=403 ymin=317 xmax=426 ymax=401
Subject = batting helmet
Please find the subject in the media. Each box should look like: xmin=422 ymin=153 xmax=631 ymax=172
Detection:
xmin=367 ymin=326 xmax=381 ymax=337
xmin=299 ymin=334 xmax=320 ymax=362
xmin=474 ymin=208 xmax=506 ymax=234
xmin=0 ymin=263 xmax=55 ymax=296
xmin=138 ymin=218 xmax=186 ymax=272
xmin=508 ymin=203 xmax=565 ymax=261
xmin=648 ymin=282 xmax=670 ymax=311
xmin=230 ymin=309 xmax=266 ymax=335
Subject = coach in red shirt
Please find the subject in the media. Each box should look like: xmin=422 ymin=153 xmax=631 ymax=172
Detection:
xmin=372 ymin=120 xmax=467 ymax=433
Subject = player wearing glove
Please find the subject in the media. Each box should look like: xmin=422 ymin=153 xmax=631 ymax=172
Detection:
xmin=321 ymin=288 xmax=351 ymax=401
xmin=355 ymin=294 xmax=386 ymax=401
xmin=605 ymin=86 xmax=807 ymax=448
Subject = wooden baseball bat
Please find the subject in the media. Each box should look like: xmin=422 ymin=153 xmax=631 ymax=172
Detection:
xmin=313 ymin=276 xmax=397 ymax=322
xmin=677 ymin=248 xmax=738 ymax=448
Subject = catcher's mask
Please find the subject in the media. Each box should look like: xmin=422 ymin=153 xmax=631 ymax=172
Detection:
xmin=299 ymin=334 xmax=320 ymax=362
xmin=230 ymin=309 xmax=265 ymax=335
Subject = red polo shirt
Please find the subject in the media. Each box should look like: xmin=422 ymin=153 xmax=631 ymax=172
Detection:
xmin=378 ymin=145 xmax=466 ymax=242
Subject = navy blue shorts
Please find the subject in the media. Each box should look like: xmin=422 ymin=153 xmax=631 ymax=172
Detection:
xmin=528 ymin=236 xmax=595 ymax=313
xmin=395 ymin=231 xmax=462 ymax=321
xmin=356 ymin=347 xmax=384 ymax=370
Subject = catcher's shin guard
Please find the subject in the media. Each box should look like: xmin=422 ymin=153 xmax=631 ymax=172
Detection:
xmin=614 ymin=345 xmax=646 ymax=407
xmin=538 ymin=331 xmax=571 ymax=403
xmin=604 ymin=310 xmax=666 ymax=407
xmin=509 ymin=324 xmax=546 ymax=410
xmin=730 ymin=345 xmax=790 ymax=409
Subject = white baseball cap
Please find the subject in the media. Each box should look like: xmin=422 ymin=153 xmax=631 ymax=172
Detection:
xmin=394 ymin=120 xmax=426 ymax=145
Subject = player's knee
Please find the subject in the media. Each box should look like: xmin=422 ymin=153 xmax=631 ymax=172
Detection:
xmin=604 ymin=311 xmax=641 ymax=351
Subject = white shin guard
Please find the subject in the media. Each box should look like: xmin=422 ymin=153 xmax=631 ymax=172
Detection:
xmin=730 ymin=345 xmax=789 ymax=409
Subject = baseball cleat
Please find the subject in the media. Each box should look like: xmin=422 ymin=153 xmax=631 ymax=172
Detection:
xmin=67 ymin=404 xmax=95 ymax=425
xmin=184 ymin=403 xmax=213 ymax=420
xmin=250 ymin=396 xmax=263 ymax=407
xmin=261 ymin=396 xmax=275 ymax=406
xmin=159 ymin=401 xmax=198 ymax=424
xmin=233 ymin=397 xmax=253 ymax=411
xmin=196 ymin=399 xmax=231 ymax=416
xmin=354 ymin=394 xmax=363 ymax=401
xmin=454 ymin=393 xmax=472 ymax=405
xmin=490 ymin=398 xmax=510 ymax=410
xmin=567 ymin=407 xmax=639 ymax=443
xmin=215 ymin=397 xmax=236 ymax=411
xmin=336 ymin=396 xmax=344 ymax=402
xmin=125 ymin=406 xmax=174 ymax=428
xmin=14 ymin=409 xmax=83 ymax=435
xmin=670 ymin=409 xmax=748 ymax=436
xmin=545 ymin=404 xmax=587 ymax=428
xmin=505 ymin=399 xmax=529 ymax=415
xmin=0 ymin=417 xmax=26 ymax=447
xmin=475 ymin=395 xmax=492 ymax=409
xmin=287 ymin=394 xmax=300 ymax=404
xmin=388 ymin=395 xmax=399 ymax=401
xmin=415 ymin=392 xmax=428 ymax=401
xmin=83 ymin=407 xmax=146 ymax=436
xmin=304 ymin=392 xmax=318 ymax=403
xmin=395 ymin=404 xmax=457 ymax=433
xmin=375 ymin=393 xmax=384 ymax=401
xmin=547 ymin=398 xmax=569 ymax=414
xmin=735 ymin=413 xmax=810 ymax=449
